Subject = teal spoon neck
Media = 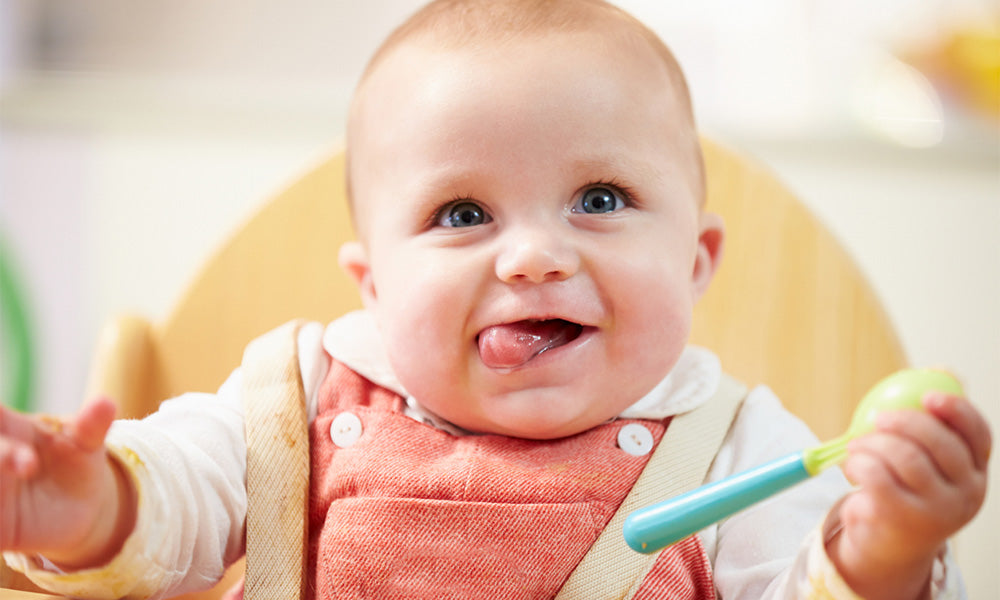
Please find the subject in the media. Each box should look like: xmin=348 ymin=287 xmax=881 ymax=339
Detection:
xmin=802 ymin=434 xmax=851 ymax=475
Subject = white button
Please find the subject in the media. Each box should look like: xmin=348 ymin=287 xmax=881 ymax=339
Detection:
xmin=617 ymin=423 xmax=654 ymax=456
xmin=330 ymin=412 xmax=363 ymax=448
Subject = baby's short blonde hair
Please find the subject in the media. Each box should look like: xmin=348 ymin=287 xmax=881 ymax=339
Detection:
xmin=346 ymin=0 xmax=704 ymax=213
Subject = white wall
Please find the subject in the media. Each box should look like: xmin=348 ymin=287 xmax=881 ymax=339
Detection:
xmin=2 ymin=0 xmax=997 ymax=595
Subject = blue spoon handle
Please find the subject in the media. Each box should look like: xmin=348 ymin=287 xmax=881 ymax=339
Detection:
xmin=623 ymin=451 xmax=811 ymax=554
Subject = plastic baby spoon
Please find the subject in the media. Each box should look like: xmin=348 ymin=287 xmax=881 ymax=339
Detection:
xmin=622 ymin=368 xmax=964 ymax=554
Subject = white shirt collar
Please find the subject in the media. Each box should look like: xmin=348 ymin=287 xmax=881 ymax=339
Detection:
xmin=323 ymin=309 xmax=721 ymax=432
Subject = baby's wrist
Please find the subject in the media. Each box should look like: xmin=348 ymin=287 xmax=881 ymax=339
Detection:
xmin=825 ymin=526 xmax=938 ymax=600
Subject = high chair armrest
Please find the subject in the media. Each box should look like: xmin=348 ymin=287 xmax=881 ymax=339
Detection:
xmin=84 ymin=314 xmax=160 ymax=420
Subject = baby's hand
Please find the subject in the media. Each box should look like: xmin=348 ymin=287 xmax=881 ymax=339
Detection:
xmin=0 ymin=397 xmax=135 ymax=568
xmin=830 ymin=392 xmax=991 ymax=600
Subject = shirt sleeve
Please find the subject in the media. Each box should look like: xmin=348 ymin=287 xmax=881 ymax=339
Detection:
xmin=704 ymin=385 xmax=966 ymax=600
xmin=776 ymin=507 xmax=965 ymax=600
xmin=3 ymin=321 xmax=328 ymax=599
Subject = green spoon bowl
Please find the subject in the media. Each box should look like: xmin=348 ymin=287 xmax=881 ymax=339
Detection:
xmin=803 ymin=368 xmax=965 ymax=474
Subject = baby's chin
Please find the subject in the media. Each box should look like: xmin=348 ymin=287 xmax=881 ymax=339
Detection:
xmin=442 ymin=402 xmax=619 ymax=440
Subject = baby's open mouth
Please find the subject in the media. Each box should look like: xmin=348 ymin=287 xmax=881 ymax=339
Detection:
xmin=477 ymin=319 xmax=584 ymax=370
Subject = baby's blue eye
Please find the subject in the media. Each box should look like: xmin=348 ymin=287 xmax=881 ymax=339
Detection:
xmin=575 ymin=187 xmax=623 ymax=214
xmin=439 ymin=201 xmax=490 ymax=227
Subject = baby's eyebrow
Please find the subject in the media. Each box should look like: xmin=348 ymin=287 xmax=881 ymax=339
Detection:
xmin=411 ymin=154 xmax=668 ymax=196
xmin=566 ymin=155 xmax=664 ymax=184
xmin=414 ymin=162 xmax=483 ymax=190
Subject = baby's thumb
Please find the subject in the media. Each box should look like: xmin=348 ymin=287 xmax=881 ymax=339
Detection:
xmin=71 ymin=397 xmax=117 ymax=453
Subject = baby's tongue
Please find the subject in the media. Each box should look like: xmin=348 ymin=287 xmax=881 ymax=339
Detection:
xmin=478 ymin=320 xmax=579 ymax=369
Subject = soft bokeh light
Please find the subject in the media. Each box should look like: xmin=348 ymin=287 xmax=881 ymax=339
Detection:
xmin=853 ymin=51 xmax=945 ymax=148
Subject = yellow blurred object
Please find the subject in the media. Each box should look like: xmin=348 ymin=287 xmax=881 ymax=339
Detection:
xmin=1 ymin=138 xmax=907 ymax=598
xmin=946 ymin=27 xmax=1000 ymax=118
xmin=907 ymin=19 xmax=1000 ymax=121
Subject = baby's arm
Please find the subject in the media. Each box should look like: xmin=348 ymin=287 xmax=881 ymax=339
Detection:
xmin=0 ymin=397 xmax=137 ymax=568
xmin=3 ymin=322 xmax=327 ymax=598
xmin=2 ymin=386 xmax=249 ymax=598
xmin=829 ymin=392 xmax=991 ymax=600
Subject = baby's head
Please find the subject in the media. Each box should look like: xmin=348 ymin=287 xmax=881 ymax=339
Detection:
xmin=339 ymin=0 xmax=724 ymax=439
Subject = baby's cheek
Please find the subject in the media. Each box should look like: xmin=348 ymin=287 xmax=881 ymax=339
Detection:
xmin=620 ymin=294 xmax=690 ymax=355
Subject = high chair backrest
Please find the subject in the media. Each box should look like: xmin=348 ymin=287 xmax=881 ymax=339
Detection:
xmin=87 ymin=138 xmax=907 ymax=437
xmin=693 ymin=140 xmax=907 ymax=439
xmin=0 ymin=138 xmax=907 ymax=600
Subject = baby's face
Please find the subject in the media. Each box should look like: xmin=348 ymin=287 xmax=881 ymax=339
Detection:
xmin=342 ymin=32 xmax=720 ymax=439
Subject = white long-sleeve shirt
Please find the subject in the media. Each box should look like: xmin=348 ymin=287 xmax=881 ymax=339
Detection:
xmin=5 ymin=312 xmax=964 ymax=599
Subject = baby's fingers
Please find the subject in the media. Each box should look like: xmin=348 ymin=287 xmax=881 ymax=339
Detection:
xmin=874 ymin=408 xmax=973 ymax=486
xmin=923 ymin=393 xmax=992 ymax=472
xmin=0 ymin=404 xmax=38 ymax=441
xmin=0 ymin=398 xmax=115 ymax=476
xmin=848 ymin=430 xmax=939 ymax=495
xmin=71 ymin=397 xmax=117 ymax=453
xmin=0 ymin=406 xmax=41 ymax=477
xmin=0 ymin=436 xmax=39 ymax=478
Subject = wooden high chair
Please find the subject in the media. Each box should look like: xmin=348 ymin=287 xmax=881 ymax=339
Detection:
xmin=0 ymin=139 xmax=907 ymax=600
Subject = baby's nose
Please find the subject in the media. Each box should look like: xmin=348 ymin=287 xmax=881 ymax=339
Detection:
xmin=494 ymin=229 xmax=580 ymax=284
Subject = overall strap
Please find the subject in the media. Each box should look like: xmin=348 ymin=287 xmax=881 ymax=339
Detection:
xmin=555 ymin=374 xmax=748 ymax=600
xmin=242 ymin=319 xmax=310 ymax=600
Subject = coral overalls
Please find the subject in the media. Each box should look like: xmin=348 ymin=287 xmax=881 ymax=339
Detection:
xmin=306 ymin=360 xmax=715 ymax=599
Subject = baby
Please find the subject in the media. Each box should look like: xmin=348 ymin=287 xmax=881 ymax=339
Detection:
xmin=1 ymin=0 xmax=991 ymax=598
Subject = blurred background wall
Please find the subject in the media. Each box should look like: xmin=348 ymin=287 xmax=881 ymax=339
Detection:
xmin=1 ymin=0 xmax=997 ymax=595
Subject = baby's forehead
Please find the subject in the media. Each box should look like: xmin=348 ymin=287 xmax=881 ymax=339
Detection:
xmin=357 ymin=4 xmax=688 ymax=99
xmin=348 ymin=28 xmax=694 ymax=168
xmin=352 ymin=27 xmax=692 ymax=136
xmin=344 ymin=0 xmax=705 ymax=218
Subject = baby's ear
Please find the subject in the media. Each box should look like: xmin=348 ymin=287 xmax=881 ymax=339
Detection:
xmin=692 ymin=212 xmax=724 ymax=300
xmin=339 ymin=241 xmax=377 ymax=307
